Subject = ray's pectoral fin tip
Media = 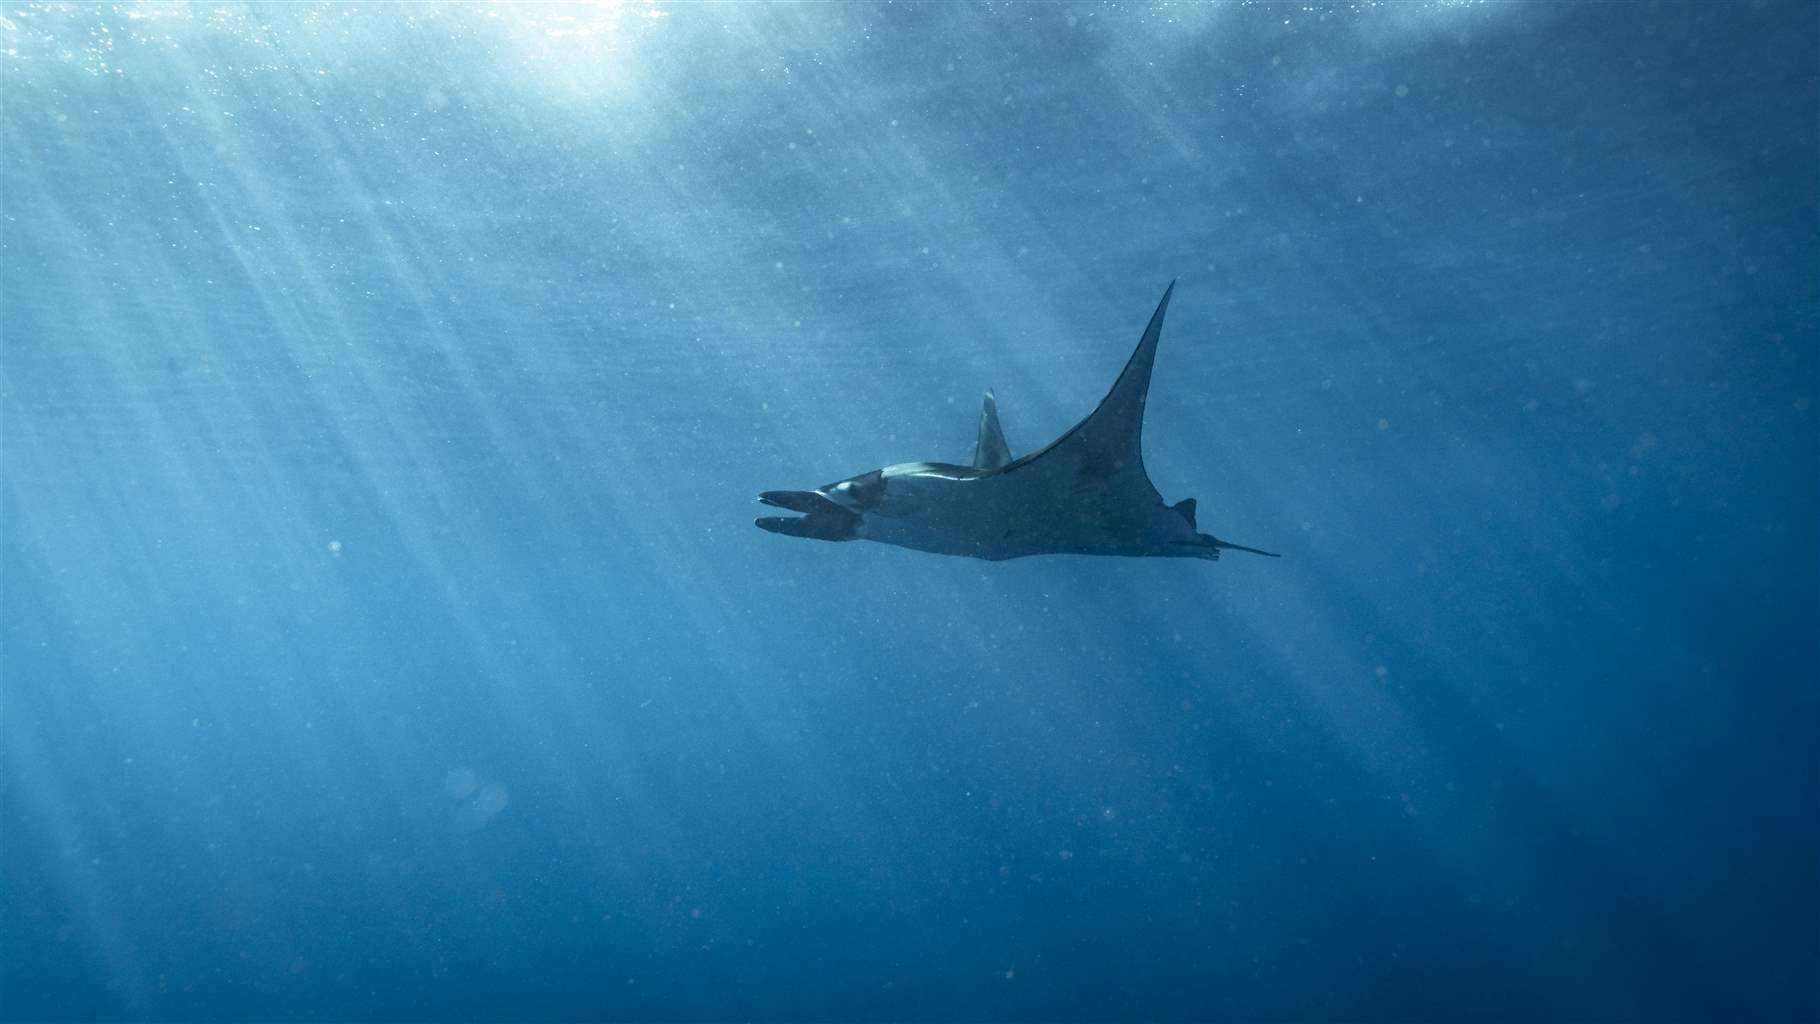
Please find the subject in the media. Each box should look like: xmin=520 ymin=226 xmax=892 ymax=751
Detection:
xmin=755 ymin=283 xmax=1278 ymax=563
xmin=972 ymin=388 xmax=1013 ymax=471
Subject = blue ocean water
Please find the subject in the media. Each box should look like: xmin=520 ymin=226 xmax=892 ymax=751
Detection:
xmin=2 ymin=2 xmax=1815 ymax=1020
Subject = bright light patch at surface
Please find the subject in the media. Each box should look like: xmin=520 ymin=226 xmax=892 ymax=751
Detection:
xmin=1 ymin=1 xmax=669 ymax=107
xmin=484 ymin=1 xmax=668 ymax=106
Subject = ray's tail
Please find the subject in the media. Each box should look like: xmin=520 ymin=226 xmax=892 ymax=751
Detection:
xmin=1211 ymin=536 xmax=1280 ymax=558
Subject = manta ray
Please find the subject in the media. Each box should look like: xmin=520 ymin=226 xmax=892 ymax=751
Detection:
xmin=755 ymin=282 xmax=1279 ymax=562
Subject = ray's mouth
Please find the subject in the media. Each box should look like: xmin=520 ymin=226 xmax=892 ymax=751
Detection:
xmin=755 ymin=490 xmax=862 ymax=542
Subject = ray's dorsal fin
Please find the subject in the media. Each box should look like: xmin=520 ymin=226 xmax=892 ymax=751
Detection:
xmin=972 ymin=389 xmax=1013 ymax=470
xmin=1006 ymin=281 xmax=1175 ymax=490
xmin=1173 ymin=497 xmax=1197 ymax=527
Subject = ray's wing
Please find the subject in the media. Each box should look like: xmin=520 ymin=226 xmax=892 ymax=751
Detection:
xmin=1002 ymin=282 xmax=1174 ymax=503
xmin=971 ymin=390 xmax=1014 ymax=470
